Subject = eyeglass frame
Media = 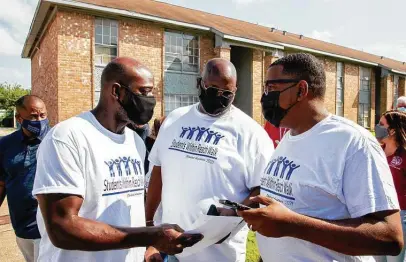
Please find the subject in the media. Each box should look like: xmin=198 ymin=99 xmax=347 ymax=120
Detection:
xmin=263 ymin=79 xmax=303 ymax=95
xmin=197 ymin=77 xmax=236 ymax=99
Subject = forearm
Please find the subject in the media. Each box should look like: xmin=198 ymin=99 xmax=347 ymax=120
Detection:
xmin=287 ymin=211 xmax=402 ymax=256
xmin=145 ymin=167 xmax=162 ymax=224
xmin=49 ymin=215 xmax=161 ymax=251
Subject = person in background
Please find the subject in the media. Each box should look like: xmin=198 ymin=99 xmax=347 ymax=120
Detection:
xmin=145 ymin=58 xmax=274 ymax=262
xmin=397 ymin=97 xmax=406 ymax=113
xmin=238 ymin=53 xmax=403 ymax=261
xmin=128 ymin=123 xmax=151 ymax=142
xmin=145 ymin=116 xmax=166 ymax=188
xmin=375 ymin=110 xmax=406 ymax=262
xmin=32 ymin=57 xmax=202 ymax=262
xmin=0 ymin=95 xmax=49 ymax=262
xmin=264 ymin=121 xmax=289 ymax=148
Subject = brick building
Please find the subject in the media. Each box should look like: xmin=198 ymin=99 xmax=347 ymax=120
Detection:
xmin=22 ymin=0 xmax=406 ymax=129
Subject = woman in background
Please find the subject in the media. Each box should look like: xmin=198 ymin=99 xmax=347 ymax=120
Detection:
xmin=376 ymin=110 xmax=406 ymax=262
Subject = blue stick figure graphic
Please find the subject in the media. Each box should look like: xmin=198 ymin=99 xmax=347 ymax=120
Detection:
xmin=114 ymin=159 xmax=123 ymax=177
xmin=120 ymin=157 xmax=132 ymax=176
xmin=136 ymin=160 xmax=142 ymax=175
xmin=180 ymin=127 xmax=190 ymax=138
xmin=196 ymin=127 xmax=208 ymax=141
xmin=130 ymin=158 xmax=139 ymax=175
xmin=213 ymin=134 xmax=224 ymax=145
xmin=286 ymin=163 xmax=300 ymax=180
xmin=280 ymin=159 xmax=293 ymax=179
xmin=273 ymin=156 xmax=286 ymax=177
xmin=104 ymin=160 xmax=115 ymax=177
xmin=205 ymin=130 xmax=216 ymax=143
xmin=187 ymin=127 xmax=198 ymax=140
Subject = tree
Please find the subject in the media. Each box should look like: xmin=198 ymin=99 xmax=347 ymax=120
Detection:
xmin=0 ymin=82 xmax=30 ymax=110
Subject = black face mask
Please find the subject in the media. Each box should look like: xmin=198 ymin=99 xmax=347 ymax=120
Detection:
xmin=198 ymin=78 xmax=235 ymax=116
xmin=261 ymin=83 xmax=299 ymax=128
xmin=118 ymin=87 xmax=156 ymax=125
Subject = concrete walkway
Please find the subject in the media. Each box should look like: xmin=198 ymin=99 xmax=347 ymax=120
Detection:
xmin=0 ymin=199 xmax=24 ymax=261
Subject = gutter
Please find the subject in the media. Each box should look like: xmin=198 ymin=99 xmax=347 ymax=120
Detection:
xmin=278 ymin=42 xmax=379 ymax=67
xmin=391 ymin=69 xmax=406 ymax=76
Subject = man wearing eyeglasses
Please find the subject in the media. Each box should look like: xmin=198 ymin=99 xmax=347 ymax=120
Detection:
xmin=32 ymin=57 xmax=202 ymax=262
xmin=145 ymin=58 xmax=274 ymax=262
xmin=237 ymin=53 xmax=403 ymax=261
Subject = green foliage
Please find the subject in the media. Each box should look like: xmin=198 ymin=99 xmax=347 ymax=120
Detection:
xmin=246 ymin=231 xmax=261 ymax=262
xmin=0 ymin=82 xmax=30 ymax=110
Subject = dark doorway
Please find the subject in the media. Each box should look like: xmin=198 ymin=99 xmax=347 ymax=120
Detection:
xmin=230 ymin=46 xmax=253 ymax=116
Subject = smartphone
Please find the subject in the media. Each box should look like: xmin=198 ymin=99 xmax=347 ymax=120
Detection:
xmin=219 ymin=199 xmax=252 ymax=211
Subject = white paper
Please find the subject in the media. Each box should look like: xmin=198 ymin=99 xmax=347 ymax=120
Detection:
xmin=176 ymin=214 xmax=245 ymax=258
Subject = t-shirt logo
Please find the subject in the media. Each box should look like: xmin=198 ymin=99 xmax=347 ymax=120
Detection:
xmin=103 ymin=156 xmax=144 ymax=197
xmin=260 ymin=156 xmax=300 ymax=206
xmin=391 ymin=156 xmax=403 ymax=167
xmin=169 ymin=126 xmax=224 ymax=160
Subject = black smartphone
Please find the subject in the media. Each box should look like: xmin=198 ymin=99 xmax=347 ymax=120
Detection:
xmin=219 ymin=199 xmax=252 ymax=211
xmin=207 ymin=204 xmax=220 ymax=216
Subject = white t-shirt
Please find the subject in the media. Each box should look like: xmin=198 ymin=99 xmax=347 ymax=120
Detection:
xmin=149 ymin=104 xmax=274 ymax=262
xmin=257 ymin=114 xmax=399 ymax=262
xmin=33 ymin=112 xmax=147 ymax=262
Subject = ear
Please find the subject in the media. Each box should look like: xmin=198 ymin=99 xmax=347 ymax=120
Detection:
xmin=112 ymin=83 xmax=121 ymax=100
xmin=297 ymin=80 xmax=309 ymax=101
xmin=15 ymin=114 xmax=23 ymax=124
xmin=389 ymin=128 xmax=396 ymax=136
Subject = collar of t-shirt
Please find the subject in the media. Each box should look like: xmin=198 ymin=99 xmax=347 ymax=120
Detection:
xmin=193 ymin=103 xmax=235 ymax=121
xmin=86 ymin=112 xmax=130 ymax=144
xmin=285 ymin=114 xmax=333 ymax=142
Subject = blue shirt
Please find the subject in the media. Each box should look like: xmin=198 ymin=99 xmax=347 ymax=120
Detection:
xmin=0 ymin=129 xmax=47 ymax=239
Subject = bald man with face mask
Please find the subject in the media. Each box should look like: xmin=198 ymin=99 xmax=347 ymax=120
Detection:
xmin=145 ymin=58 xmax=274 ymax=262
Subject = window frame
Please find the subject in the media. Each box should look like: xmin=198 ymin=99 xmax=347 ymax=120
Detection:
xmin=336 ymin=62 xmax=344 ymax=117
xmin=164 ymin=31 xmax=200 ymax=75
xmin=358 ymin=67 xmax=371 ymax=128
xmin=94 ymin=18 xmax=118 ymax=66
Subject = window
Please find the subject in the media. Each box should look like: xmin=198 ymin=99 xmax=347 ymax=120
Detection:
xmin=95 ymin=18 xmax=118 ymax=65
xmin=163 ymin=31 xmax=200 ymax=115
xmin=164 ymin=32 xmax=199 ymax=73
xmin=394 ymin=75 xmax=399 ymax=109
xmin=336 ymin=62 xmax=344 ymax=117
xmin=93 ymin=18 xmax=118 ymax=106
xmin=358 ymin=67 xmax=371 ymax=128
xmin=164 ymin=94 xmax=200 ymax=116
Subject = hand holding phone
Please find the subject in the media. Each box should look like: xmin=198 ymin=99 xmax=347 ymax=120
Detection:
xmin=219 ymin=199 xmax=252 ymax=211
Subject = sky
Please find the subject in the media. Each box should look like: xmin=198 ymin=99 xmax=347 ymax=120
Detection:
xmin=1 ymin=0 xmax=406 ymax=89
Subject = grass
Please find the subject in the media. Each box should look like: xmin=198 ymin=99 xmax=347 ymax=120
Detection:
xmin=246 ymin=231 xmax=260 ymax=262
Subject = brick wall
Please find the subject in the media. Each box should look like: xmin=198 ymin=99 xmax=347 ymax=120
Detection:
xmin=343 ymin=64 xmax=359 ymax=122
xmin=200 ymin=34 xmax=216 ymax=74
xmin=399 ymin=77 xmax=406 ymax=97
xmin=57 ymin=11 xmax=93 ymax=122
xmin=323 ymin=58 xmax=336 ymax=114
xmin=214 ymin=47 xmax=231 ymax=60
xmin=380 ymin=75 xmax=394 ymax=113
xmin=119 ymin=19 xmax=164 ymax=121
xmin=252 ymin=50 xmax=263 ymax=124
xmin=31 ymin=16 xmax=59 ymax=126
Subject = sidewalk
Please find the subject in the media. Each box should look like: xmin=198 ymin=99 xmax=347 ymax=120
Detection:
xmin=0 ymin=199 xmax=24 ymax=261
xmin=0 ymin=128 xmax=24 ymax=261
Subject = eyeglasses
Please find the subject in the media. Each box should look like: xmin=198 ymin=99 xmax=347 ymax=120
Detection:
xmin=263 ymin=79 xmax=301 ymax=95
xmin=197 ymin=77 xmax=236 ymax=99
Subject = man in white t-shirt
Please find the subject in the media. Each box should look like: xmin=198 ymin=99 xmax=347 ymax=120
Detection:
xmin=238 ymin=53 xmax=404 ymax=261
xmin=145 ymin=58 xmax=274 ymax=262
xmin=32 ymin=57 xmax=202 ymax=262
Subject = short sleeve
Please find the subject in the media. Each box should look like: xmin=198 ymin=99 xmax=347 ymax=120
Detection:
xmin=246 ymin=129 xmax=275 ymax=190
xmin=343 ymin=140 xmax=399 ymax=218
xmin=33 ymin=137 xmax=85 ymax=197
xmin=148 ymin=131 xmax=163 ymax=167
